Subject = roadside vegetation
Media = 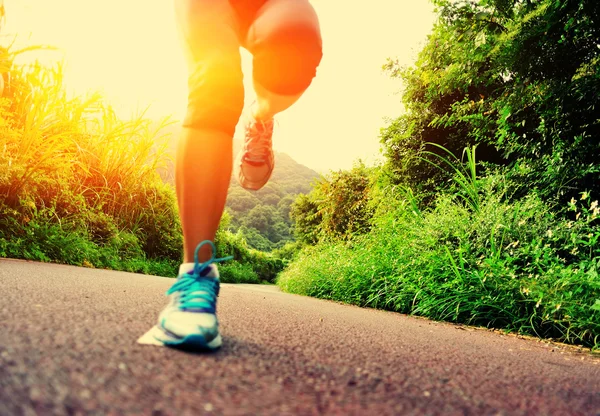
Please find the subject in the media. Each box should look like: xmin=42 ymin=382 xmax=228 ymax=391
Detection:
xmin=280 ymin=151 xmax=600 ymax=348
xmin=279 ymin=0 xmax=600 ymax=349
xmin=0 ymin=46 xmax=284 ymax=283
xmin=0 ymin=51 xmax=177 ymax=276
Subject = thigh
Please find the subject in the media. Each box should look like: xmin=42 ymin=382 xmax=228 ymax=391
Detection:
xmin=175 ymin=0 xmax=245 ymax=133
xmin=175 ymin=0 xmax=241 ymax=63
xmin=245 ymin=0 xmax=323 ymax=95
xmin=228 ymin=0 xmax=269 ymax=36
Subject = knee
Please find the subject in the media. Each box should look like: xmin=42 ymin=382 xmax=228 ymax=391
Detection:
xmin=183 ymin=60 xmax=245 ymax=136
xmin=252 ymin=24 xmax=323 ymax=95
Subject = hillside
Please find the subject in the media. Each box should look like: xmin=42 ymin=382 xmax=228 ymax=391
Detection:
xmin=158 ymin=123 xmax=321 ymax=251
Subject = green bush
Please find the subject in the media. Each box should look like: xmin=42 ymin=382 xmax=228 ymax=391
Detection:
xmin=381 ymin=0 xmax=600 ymax=203
xmin=0 ymin=50 xmax=181 ymax=277
xmin=290 ymin=162 xmax=376 ymax=244
xmin=279 ymin=170 xmax=600 ymax=349
xmin=218 ymin=262 xmax=260 ymax=284
xmin=272 ymin=241 xmax=304 ymax=263
xmin=0 ymin=200 xmax=179 ymax=275
xmin=215 ymin=228 xmax=285 ymax=284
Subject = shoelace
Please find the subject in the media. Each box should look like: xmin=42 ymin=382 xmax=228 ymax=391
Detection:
xmin=166 ymin=241 xmax=233 ymax=311
xmin=243 ymin=119 xmax=274 ymax=163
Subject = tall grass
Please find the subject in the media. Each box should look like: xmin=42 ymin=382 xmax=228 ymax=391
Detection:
xmin=420 ymin=143 xmax=481 ymax=212
xmin=0 ymin=48 xmax=182 ymax=275
xmin=0 ymin=48 xmax=284 ymax=283
xmin=279 ymin=147 xmax=600 ymax=349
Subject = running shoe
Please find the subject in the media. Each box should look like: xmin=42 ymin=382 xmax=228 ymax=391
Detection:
xmin=155 ymin=240 xmax=231 ymax=350
xmin=234 ymin=116 xmax=275 ymax=191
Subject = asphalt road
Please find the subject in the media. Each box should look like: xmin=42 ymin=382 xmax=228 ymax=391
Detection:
xmin=1 ymin=258 xmax=599 ymax=416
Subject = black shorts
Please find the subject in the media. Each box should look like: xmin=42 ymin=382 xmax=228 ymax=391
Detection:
xmin=175 ymin=0 xmax=323 ymax=133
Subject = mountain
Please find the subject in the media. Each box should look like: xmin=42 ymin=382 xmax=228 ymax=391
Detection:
xmin=156 ymin=123 xmax=321 ymax=251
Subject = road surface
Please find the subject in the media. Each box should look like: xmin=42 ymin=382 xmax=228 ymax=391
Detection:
xmin=1 ymin=258 xmax=599 ymax=415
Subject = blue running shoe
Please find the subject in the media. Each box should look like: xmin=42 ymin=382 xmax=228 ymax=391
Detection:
xmin=155 ymin=241 xmax=232 ymax=350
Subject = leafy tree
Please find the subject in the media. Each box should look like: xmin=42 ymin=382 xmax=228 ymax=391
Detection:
xmin=290 ymin=193 xmax=322 ymax=245
xmin=277 ymin=194 xmax=296 ymax=224
xmin=237 ymin=226 xmax=274 ymax=252
xmin=242 ymin=205 xmax=277 ymax=235
xmin=381 ymin=0 xmax=600 ymax=202
xmin=290 ymin=162 xmax=375 ymax=243
xmin=226 ymin=188 xmax=260 ymax=212
xmin=261 ymin=193 xmax=281 ymax=206
xmin=318 ymin=162 xmax=375 ymax=239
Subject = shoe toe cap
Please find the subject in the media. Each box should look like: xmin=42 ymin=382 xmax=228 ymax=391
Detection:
xmin=161 ymin=310 xmax=218 ymax=338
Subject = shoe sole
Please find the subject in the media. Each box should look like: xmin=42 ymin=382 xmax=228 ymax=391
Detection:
xmin=150 ymin=325 xmax=222 ymax=351
xmin=234 ymin=153 xmax=273 ymax=191
xmin=164 ymin=333 xmax=222 ymax=351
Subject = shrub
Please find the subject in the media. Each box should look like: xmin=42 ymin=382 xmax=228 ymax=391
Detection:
xmin=279 ymin=149 xmax=600 ymax=349
xmin=0 ymin=48 xmax=180 ymax=277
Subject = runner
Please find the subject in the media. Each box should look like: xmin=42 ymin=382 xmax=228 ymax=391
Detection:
xmin=154 ymin=0 xmax=323 ymax=349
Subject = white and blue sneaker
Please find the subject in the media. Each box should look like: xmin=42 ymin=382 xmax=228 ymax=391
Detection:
xmin=154 ymin=240 xmax=232 ymax=350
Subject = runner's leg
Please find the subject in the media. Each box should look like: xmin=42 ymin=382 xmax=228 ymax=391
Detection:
xmin=232 ymin=0 xmax=322 ymax=190
xmin=174 ymin=0 xmax=244 ymax=262
xmin=246 ymin=0 xmax=323 ymax=120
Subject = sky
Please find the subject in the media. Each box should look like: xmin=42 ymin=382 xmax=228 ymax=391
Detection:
xmin=5 ymin=0 xmax=436 ymax=173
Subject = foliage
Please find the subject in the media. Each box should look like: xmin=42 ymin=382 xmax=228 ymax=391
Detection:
xmin=290 ymin=193 xmax=322 ymax=245
xmin=0 ymin=203 xmax=176 ymax=276
xmin=290 ymin=161 xmax=376 ymax=244
xmin=279 ymin=163 xmax=600 ymax=349
xmin=381 ymin=0 xmax=600 ymax=202
xmin=214 ymin=224 xmax=285 ymax=283
xmin=0 ymin=47 xmax=182 ymax=277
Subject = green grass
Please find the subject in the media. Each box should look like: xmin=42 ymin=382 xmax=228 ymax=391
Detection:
xmin=0 ymin=53 xmax=184 ymax=276
xmin=0 ymin=51 xmax=282 ymax=283
xmin=215 ymin=225 xmax=286 ymax=284
xmin=278 ymin=150 xmax=600 ymax=349
xmin=0 ymin=203 xmax=178 ymax=275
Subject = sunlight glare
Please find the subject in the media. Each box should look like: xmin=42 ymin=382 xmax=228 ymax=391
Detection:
xmin=5 ymin=0 xmax=435 ymax=172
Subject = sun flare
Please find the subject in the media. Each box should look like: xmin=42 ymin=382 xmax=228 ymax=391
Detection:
xmin=5 ymin=0 xmax=435 ymax=172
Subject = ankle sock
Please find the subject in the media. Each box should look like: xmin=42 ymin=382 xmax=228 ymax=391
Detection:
xmin=178 ymin=262 xmax=195 ymax=276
